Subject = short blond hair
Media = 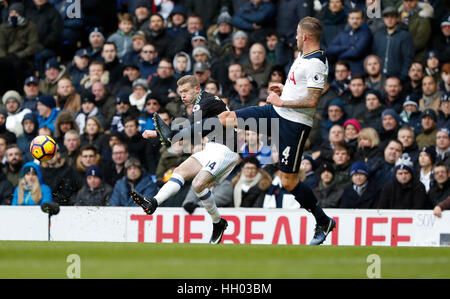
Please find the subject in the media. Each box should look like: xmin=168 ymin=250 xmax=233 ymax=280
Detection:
xmin=177 ymin=75 xmax=200 ymax=88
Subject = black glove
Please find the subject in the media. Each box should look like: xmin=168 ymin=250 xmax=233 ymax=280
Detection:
xmin=183 ymin=202 xmax=198 ymax=214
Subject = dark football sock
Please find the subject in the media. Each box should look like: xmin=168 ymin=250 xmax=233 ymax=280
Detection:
xmin=290 ymin=181 xmax=329 ymax=226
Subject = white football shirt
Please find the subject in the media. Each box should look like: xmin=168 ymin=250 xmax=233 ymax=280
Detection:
xmin=274 ymin=50 xmax=328 ymax=127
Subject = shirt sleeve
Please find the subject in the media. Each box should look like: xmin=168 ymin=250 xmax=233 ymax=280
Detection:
xmin=306 ymin=59 xmax=327 ymax=91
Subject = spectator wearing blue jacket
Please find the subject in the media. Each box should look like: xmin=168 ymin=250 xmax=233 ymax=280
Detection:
xmin=318 ymin=0 xmax=348 ymax=50
xmin=276 ymin=0 xmax=313 ymax=46
xmin=372 ymin=7 xmax=415 ymax=83
xmin=12 ymin=162 xmax=52 ymax=206
xmin=232 ymin=0 xmax=276 ymax=43
xmin=328 ymin=8 xmax=372 ymax=75
xmin=110 ymin=157 xmax=158 ymax=206
xmin=138 ymin=95 xmax=161 ymax=133
xmin=36 ymin=94 xmax=60 ymax=134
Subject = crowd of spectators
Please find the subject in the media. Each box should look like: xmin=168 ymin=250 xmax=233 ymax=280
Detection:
xmin=0 ymin=0 xmax=449 ymax=216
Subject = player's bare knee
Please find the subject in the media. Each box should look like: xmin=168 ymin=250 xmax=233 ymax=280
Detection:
xmin=192 ymin=177 xmax=206 ymax=194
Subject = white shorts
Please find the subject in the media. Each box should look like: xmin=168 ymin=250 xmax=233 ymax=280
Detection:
xmin=191 ymin=142 xmax=240 ymax=183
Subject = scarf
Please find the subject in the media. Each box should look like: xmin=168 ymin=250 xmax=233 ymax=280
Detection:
xmin=7 ymin=15 xmax=27 ymax=28
xmin=422 ymin=91 xmax=440 ymax=107
xmin=233 ymin=172 xmax=262 ymax=208
xmin=353 ymin=181 xmax=368 ymax=197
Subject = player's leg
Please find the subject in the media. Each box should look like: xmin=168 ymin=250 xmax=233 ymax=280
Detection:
xmin=131 ymin=157 xmax=202 ymax=214
xmin=277 ymin=116 xmax=335 ymax=245
xmin=192 ymin=143 xmax=239 ymax=243
xmin=191 ymin=170 xmax=228 ymax=244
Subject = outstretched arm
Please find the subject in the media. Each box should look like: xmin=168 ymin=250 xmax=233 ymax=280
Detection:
xmin=266 ymin=88 xmax=322 ymax=109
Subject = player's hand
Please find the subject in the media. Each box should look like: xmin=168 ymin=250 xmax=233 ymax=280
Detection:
xmin=267 ymin=92 xmax=284 ymax=107
xmin=268 ymin=83 xmax=284 ymax=94
xmin=433 ymin=206 xmax=442 ymax=218
xmin=142 ymin=130 xmax=157 ymax=139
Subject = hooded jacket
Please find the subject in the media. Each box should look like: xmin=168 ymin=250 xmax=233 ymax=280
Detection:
xmin=17 ymin=112 xmax=38 ymax=162
xmin=3 ymin=91 xmax=32 ymax=137
xmin=0 ymin=14 xmax=39 ymax=60
xmin=12 ymin=162 xmax=52 ymax=206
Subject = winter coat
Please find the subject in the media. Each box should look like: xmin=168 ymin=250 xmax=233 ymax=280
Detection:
xmin=123 ymin=133 xmax=149 ymax=169
xmin=11 ymin=162 xmax=52 ymax=206
xmin=137 ymin=57 xmax=159 ymax=83
xmin=398 ymin=2 xmax=433 ymax=63
xmin=242 ymin=59 xmax=272 ymax=89
xmin=109 ymin=174 xmax=159 ymax=207
xmin=339 ymin=180 xmax=380 ymax=209
xmin=232 ymin=169 xmax=272 ymax=208
xmin=95 ymin=92 xmax=116 ymax=130
xmin=107 ymin=29 xmax=135 ymax=60
xmin=0 ymin=19 xmax=39 ymax=60
xmin=327 ymin=23 xmax=373 ymax=75
xmin=354 ymin=146 xmax=382 ymax=164
xmin=416 ymin=127 xmax=438 ymax=149
xmin=367 ymin=157 xmax=396 ymax=192
xmin=79 ymin=132 xmax=109 ymax=159
xmin=437 ymin=111 xmax=450 ymax=131
xmin=148 ymin=76 xmax=178 ymax=106
xmin=68 ymin=63 xmax=88 ymax=93
xmin=333 ymin=161 xmax=352 ymax=190
xmin=0 ymin=168 xmax=14 ymax=205
xmin=232 ymin=1 xmax=276 ymax=32
xmin=313 ymin=180 xmax=344 ymax=208
xmin=143 ymin=28 xmax=172 ymax=59
xmin=5 ymin=106 xmax=32 ymax=137
xmin=372 ymin=24 xmax=415 ymax=82
xmin=428 ymin=179 xmax=450 ymax=207
xmin=319 ymin=6 xmax=347 ymax=50
xmin=73 ymin=183 xmax=113 ymax=206
xmin=276 ymin=0 xmax=313 ymax=45
xmin=378 ymin=177 xmax=429 ymax=209
xmin=40 ymin=159 xmax=83 ymax=206
xmin=37 ymin=108 xmax=60 ymax=134
xmin=155 ymin=148 xmax=191 ymax=182
xmin=25 ymin=2 xmax=63 ymax=50
xmin=39 ymin=65 xmax=69 ymax=96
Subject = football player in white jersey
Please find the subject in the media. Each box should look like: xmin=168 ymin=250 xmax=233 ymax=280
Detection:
xmin=218 ymin=17 xmax=336 ymax=245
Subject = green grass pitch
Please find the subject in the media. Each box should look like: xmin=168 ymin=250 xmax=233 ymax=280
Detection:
xmin=1 ymin=241 xmax=449 ymax=279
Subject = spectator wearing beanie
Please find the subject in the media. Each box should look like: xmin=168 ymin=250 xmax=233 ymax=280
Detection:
xmin=343 ymin=118 xmax=360 ymax=157
xmin=339 ymin=160 xmax=380 ymax=209
xmin=17 ymin=113 xmax=38 ymax=162
xmin=2 ymin=90 xmax=32 ymax=137
xmin=300 ymin=154 xmax=319 ymax=190
xmin=207 ymin=8 xmax=234 ymax=57
xmin=166 ymin=5 xmax=187 ymax=39
xmin=39 ymin=57 xmax=68 ymax=96
xmin=378 ymin=108 xmax=402 ymax=150
xmin=36 ymin=94 xmax=59 ymax=133
xmin=313 ymin=97 xmax=347 ymax=150
xmin=418 ymin=146 xmax=437 ymax=193
xmin=73 ymin=165 xmax=113 ymax=206
xmin=313 ymin=161 xmax=343 ymax=208
xmin=399 ymin=93 xmax=422 ymax=135
xmin=416 ymin=109 xmax=438 ymax=149
xmin=378 ymin=154 xmax=429 ymax=209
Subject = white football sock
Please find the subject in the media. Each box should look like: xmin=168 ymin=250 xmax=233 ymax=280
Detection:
xmin=196 ymin=188 xmax=221 ymax=224
xmin=154 ymin=173 xmax=185 ymax=205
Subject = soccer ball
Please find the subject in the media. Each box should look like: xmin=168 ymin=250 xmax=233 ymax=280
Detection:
xmin=30 ymin=135 xmax=57 ymax=162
